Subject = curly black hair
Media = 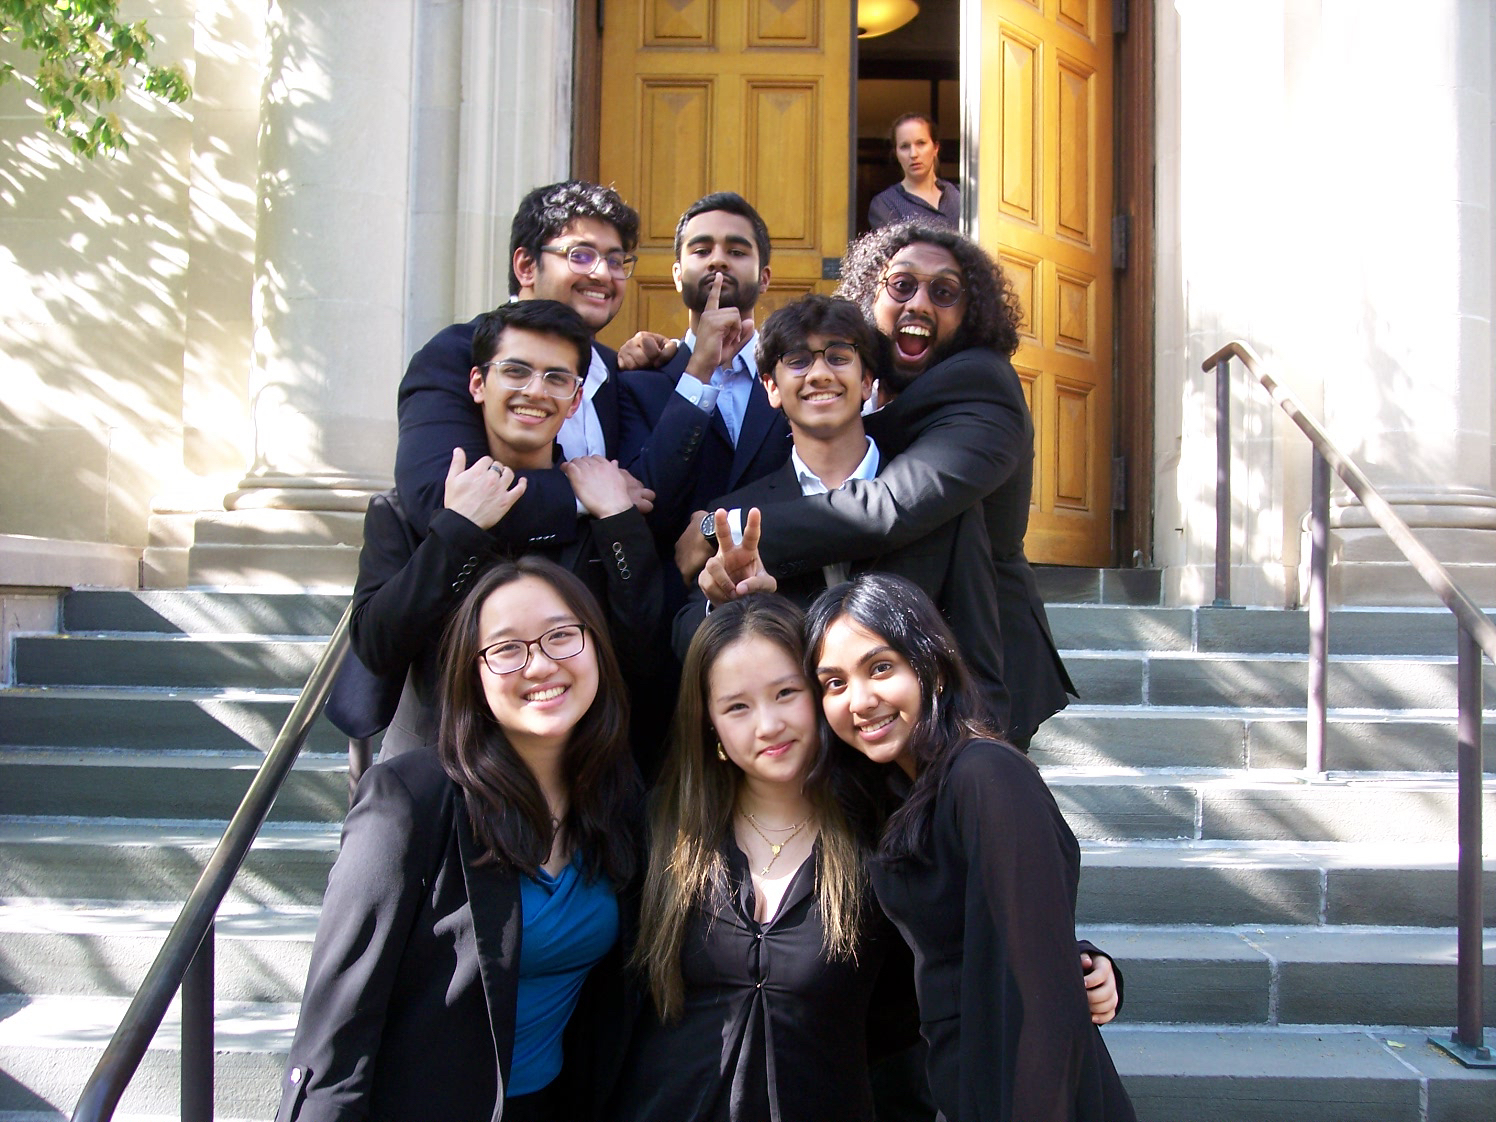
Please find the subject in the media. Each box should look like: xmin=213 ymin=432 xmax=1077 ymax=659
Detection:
xmin=507 ymin=180 xmax=641 ymax=296
xmin=835 ymin=220 xmax=1024 ymax=357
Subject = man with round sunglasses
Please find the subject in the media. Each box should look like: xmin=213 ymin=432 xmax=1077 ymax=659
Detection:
xmin=726 ymin=220 xmax=1077 ymax=752
xmin=345 ymin=300 xmax=663 ymax=762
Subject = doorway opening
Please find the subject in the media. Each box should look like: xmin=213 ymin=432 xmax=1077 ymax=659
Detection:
xmin=855 ymin=0 xmax=961 ymax=238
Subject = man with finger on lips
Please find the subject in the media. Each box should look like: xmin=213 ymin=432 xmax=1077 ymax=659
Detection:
xmin=347 ymin=300 xmax=663 ymax=761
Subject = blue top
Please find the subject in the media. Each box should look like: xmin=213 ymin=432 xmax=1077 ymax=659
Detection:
xmin=868 ymin=179 xmax=962 ymax=230
xmin=508 ymin=851 xmax=620 ymax=1096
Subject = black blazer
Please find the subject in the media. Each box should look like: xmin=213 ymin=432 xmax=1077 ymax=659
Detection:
xmin=616 ymin=342 xmax=792 ymax=544
xmin=751 ymin=348 xmax=1076 ymax=745
xmin=345 ymin=488 xmax=662 ymax=758
xmin=274 ymin=749 xmax=637 ymax=1122
xmin=671 ymin=459 xmax=1010 ymax=728
xmin=394 ymin=314 xmax=621 ymax=540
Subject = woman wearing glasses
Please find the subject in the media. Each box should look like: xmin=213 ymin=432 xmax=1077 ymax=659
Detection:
xmin=277 ymin=558 xmax=642 ymax=1122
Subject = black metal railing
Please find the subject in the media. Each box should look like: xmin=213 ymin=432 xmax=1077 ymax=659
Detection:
xmin=1206 ymin=340 xmax=1494 ymax=1066
xmin=71 ymin=605 xmax=353 ymax=1122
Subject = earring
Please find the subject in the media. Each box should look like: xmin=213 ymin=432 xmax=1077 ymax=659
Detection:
xmin=715 ymin=741 xmax=728 ymax=762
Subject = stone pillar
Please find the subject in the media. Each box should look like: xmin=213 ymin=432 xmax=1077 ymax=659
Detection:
xmin=1316 ymin=0 xmax=1496 ymax=605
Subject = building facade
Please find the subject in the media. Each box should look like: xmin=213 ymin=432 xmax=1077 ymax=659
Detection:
xmin=2 ymin=0 xmax=1492 ymax=607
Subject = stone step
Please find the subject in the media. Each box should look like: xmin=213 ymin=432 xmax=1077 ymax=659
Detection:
xmin=0 ymin=902 xmax=316 ymax=1003
xmin=0 ymin=993 xmax=289 ymax=1119
xmin=1033 ymin=706 xmax=1496 ymax=772
xmin=1048 ymin=604 xmax=1496 ymax=657
xmin=1075 ymin=840 xmax=1496 ymax=927
xmin=1077 ymin=924 xmax=1496 ymax=1027
xmin=1045 ymin=770 xmax=1496 ymax=844
xmin=1102 ymin=1025 xmax=1496 ymax=1122
xmin=61 ymin=590 xmax=348 ymax=637
xmin=1063 ymin=650 xmax=1496 ymax=710
xmin=12 ymin=635 xmax=328 ymax=690
xmin=0 ymin=820 xmax=338 ymax=908
xmin=1034 ymin=566 xmax=1163 ymax=605
xmin=0 ymin=751 xmax=349 ymax=823
xmin=0 ymin=689 xmax=347 ymax=753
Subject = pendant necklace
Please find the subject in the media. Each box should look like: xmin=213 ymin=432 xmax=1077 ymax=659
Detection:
xmin=740 ymin=810 xmax=812 ymax=876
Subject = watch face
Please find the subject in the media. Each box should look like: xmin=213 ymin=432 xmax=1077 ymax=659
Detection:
xmin=701 ymin=512 xmax=717 ymax=539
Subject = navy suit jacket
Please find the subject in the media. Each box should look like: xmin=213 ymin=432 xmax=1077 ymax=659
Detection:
xmin=616 ymin=342 xmax=792 ymax=544
xmin=394 ymin=314 xmax=622 ymax=540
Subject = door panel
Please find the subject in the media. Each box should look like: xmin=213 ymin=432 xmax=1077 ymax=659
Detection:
xmin=597 ymin=0 xmax=851 ymax=350
xmin=980 ymin=0 xmax=1113 ymax=565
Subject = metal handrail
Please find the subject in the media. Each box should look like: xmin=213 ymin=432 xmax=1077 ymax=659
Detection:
xmin=71 ymin=604 xmax=353 ymax=1122
xmin=1204 ymin=340 xmax=1493 ymax=1067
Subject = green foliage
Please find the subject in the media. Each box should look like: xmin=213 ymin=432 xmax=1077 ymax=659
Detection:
xmin=0 ymin=0 xmax=191 ymax=158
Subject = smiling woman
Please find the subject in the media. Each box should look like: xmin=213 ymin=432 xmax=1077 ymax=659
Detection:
xmin=275 ymin=558 xmax=643 ymax=1122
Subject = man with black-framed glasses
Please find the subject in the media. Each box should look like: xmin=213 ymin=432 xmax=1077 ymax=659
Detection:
xmin=344 ymin=300 xmax=663 ymax=763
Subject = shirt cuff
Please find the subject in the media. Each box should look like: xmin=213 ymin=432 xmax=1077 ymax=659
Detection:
xmin=726 ymin=509 xmax=745 ymax=546
xmin=675 ymin=373 xmax=722 ymax=414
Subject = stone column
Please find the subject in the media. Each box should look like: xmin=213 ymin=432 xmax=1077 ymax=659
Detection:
xmin=1316 ymin=0 xmax=1496 ymax=604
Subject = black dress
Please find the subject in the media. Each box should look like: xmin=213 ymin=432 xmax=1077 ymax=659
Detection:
xmin=612 ymin=840 xmax=901 ymax=1122
xmin=867 ymin=740 xmax=1135 ymax=1122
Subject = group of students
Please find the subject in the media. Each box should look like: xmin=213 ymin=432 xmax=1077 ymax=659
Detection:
xmin=275 ymin=168 xmax=1135 ymax=1120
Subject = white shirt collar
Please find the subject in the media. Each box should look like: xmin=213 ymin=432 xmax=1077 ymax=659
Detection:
xmin=790 ymin=435 xmax=880 ymax=495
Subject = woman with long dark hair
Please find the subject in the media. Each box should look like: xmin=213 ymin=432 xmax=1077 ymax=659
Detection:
xmin=275 ymin=557 xmax=640 ymax=1122
xmin=807 ymin=573 xmax=1135 ymax=1122
xmin=613 ymin=594 xmax=901 ymax=1122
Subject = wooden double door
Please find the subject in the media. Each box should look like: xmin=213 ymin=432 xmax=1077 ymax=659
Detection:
xmin=597 ymin=0 xmax=1113 ymax=567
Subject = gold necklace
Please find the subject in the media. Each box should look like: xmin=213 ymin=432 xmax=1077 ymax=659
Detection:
xmin=740 ymin=810 xmax=813 ymax=876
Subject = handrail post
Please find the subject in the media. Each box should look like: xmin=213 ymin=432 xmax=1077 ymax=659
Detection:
xmin=181 ymin=920 xmax=214 ymax=1122
xmin=1214 ymin=358 xmax=1232 ymax=606
xmin=1306 ymin=450 xmax=1330 ymax=775
xmin=1454 ymin=624 xmax=1486 ymax=1054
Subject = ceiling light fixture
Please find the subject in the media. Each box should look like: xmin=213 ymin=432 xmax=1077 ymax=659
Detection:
xmin=857 ymin=0 xmax=920 ymax=40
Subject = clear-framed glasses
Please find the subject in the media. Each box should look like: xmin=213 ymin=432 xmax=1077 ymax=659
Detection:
xmin=478 ymin=624 xmax=588 ymax=675
xmin=538 ymin=243 xmax=639 ymax=279
xmin=878 ymin=271 xmax=965 ymax=309
xmin=779 ymin=342 xmax=860 ymax=373
xmin=478 ymin=361 xmax=582 ymax=399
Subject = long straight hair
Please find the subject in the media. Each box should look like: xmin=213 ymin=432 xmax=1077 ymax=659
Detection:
xmin=436 ymin=557 xmax=639 ymax=886
xmin=633 ymin=595 xmax=865 ymax=1020
xmin=805 ymin=573 xmax=997 ymax=860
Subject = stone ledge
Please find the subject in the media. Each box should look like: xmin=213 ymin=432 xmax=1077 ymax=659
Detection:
xmin=0 ymin=535 xmax=140 ymax=591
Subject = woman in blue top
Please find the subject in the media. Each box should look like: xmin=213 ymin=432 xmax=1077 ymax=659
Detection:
xmin=275 ymin=556 xmax=641 ymax=1122
xmin=869 ymin=113 xmax=962 ymax=230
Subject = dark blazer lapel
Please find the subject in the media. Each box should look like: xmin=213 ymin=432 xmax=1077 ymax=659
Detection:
xmin=592 ymin=344 xmax=621 ymax=458
xmin=456 ymin=803 xmax=522 ymax=1122
xmin=726 ymin=379 xmax=779 ymax=488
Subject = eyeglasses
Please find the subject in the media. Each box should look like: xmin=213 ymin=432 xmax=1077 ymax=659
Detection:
xmin=478 ymin=361 xmax=582 ymax=399
xmin=538 ymin=244 xmax=638 ymax=280
xmin=478 ymin=624 xmax=588 ymax=675
xmin=779 ymin=342 xmax=860 ymax=373
xmin=878 ymin=271 xmax=965 ymax=309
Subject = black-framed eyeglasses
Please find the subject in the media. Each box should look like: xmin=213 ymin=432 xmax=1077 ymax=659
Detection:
xmin=478 ymin=624 xmax=588 ymax=675
xmin=478 ymin=361 xmax=582 ymax=399
xmin=779 ymin=342 xmax=860 ymax=373
xmin=879 ymin=271 xmax=965 ymax=308
xmin=538 ymin=243 xmax=639 ymax=279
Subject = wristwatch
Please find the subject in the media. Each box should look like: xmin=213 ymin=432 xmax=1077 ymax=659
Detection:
xmin=700 ymin=511 xmax=718 ymax=542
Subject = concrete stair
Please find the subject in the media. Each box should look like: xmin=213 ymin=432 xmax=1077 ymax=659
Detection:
xmin=0 ymin=578 xmax=1492 ymax=1120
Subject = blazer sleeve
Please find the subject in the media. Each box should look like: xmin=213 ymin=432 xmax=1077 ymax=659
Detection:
xmin=586 ymin=507 xmax=667 ymax=682
xmin=349 ymin=503 xmax=497 ymax=678
xmin=948 ymin=744 xmax=1094 ymax=1122
xmin=754 ymin=349 xmax=1030 ymax=575
xmin=616 ymin=365 xmax=719 ymax=538
xmin=274 ymin=764 xmax=445 ymax=1122
xmin=393 ymin=322 xmax=582 ymax=546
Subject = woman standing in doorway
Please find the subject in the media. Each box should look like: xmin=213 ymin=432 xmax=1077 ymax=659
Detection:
xmin=808 ymin=573 xmax=1135 ymax=1122
xmin=868 ymin=113 xmax=962 ymax=229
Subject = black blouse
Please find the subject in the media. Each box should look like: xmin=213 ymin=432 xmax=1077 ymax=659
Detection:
xmin=868 ymin=740 xmax=1135 ymax=1122
xmin=612 ymin=840 xmax=898 ymax=1122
